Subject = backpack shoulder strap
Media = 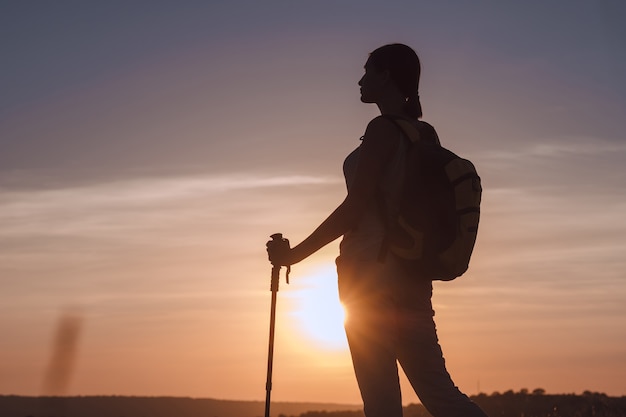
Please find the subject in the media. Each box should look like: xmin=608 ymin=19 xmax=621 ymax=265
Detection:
xmin=393 ymin=119 xmax=422 ymax=144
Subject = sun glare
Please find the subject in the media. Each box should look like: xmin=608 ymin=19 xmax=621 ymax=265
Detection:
xmin=286 ymin=265 xmax=348 ymax=351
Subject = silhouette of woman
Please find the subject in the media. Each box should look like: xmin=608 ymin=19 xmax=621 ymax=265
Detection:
xmin=267 ymin=43 xmax=488 ymax=417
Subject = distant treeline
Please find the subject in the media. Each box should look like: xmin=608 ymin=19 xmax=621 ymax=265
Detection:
xmin=0 ymin=395 xmax=357 ymax=417
xmin=300 ymin=390 xmax=626 ymax=417
xmin=1 ymin=389 xmax=624 ymax=417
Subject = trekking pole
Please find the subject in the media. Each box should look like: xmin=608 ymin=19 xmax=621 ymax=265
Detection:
xmin=265 ymin=233 xmax=290 ymax=417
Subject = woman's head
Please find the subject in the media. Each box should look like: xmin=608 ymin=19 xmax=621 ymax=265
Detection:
xmin=363 ymin=43 xmax=422 ymax=119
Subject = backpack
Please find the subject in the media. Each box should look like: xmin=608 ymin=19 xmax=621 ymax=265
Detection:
xmin=378 ymin=116 xmax=482 ymax=281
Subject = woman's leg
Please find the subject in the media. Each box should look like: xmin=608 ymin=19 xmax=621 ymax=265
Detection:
xmin=338 ymin=257 xmax=404 ymax=417
xmin=396 ymin=315 xmax=488 ymax=417
xmin=344 ymin=309 xmax=404 ymax=417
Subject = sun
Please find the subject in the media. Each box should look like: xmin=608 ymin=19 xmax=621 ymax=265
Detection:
xmin=286 ymin=264 xmax=348 ymax=351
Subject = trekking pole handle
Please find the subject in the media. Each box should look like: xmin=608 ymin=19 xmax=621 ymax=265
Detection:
xmin=269 ymin=233 xmax=286 ymax=246
xmin=269 ymin=233 xmax=290 ymax=289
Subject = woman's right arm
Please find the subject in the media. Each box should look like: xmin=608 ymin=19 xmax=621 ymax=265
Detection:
xmin=269 ymin=116 xmax=401 ymax=266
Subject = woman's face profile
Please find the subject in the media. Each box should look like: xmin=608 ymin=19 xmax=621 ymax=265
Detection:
xmin=358 ymin=61 xmax=387 ymax=104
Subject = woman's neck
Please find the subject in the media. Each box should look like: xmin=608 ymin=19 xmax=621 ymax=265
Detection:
xmin=376 ymin=95 xmax=408 ymax=117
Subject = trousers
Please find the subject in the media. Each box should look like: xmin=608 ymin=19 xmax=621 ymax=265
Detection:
xmin=336 ymin=255 xmax=488 ymax=417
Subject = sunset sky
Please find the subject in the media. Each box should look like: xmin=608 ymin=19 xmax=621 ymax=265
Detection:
xmin=1 ymin=1 xmax=625 ymax=406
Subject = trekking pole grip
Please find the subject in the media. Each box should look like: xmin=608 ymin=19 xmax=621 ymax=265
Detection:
xmin=269 ymin=233 xmax=286 ymax=291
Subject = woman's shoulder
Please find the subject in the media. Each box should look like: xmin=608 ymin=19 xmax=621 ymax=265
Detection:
xmin=365 ymin=114 xmax=425 ymax=135
xmin=356 ymin=116 xmax=405 ymax=166
xmin=363 ymin=115 xmax=400 ymax=141
xmin=365 ymin=114 xmax=399 ymax=131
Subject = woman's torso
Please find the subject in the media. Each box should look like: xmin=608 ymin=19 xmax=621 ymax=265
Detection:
xmin=337 ymin=117 xmax=433 ymax=314
xmin=339 ymin=121 xmax=408 ymax=260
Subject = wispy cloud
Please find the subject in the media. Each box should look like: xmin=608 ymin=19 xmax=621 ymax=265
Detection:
xmin=472 ymin=136 xmax=626 ymax=196
xmin=0 ymin=173 xmax=341 ymax=238
xmin=477 ymin=137 xmax=626 ymax=161
xmin=0 ymin=171 xmax=344 ymax=317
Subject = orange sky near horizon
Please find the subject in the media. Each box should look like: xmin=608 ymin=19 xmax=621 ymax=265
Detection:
xmin=1 ymin=1 xmax=625 ymax=406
